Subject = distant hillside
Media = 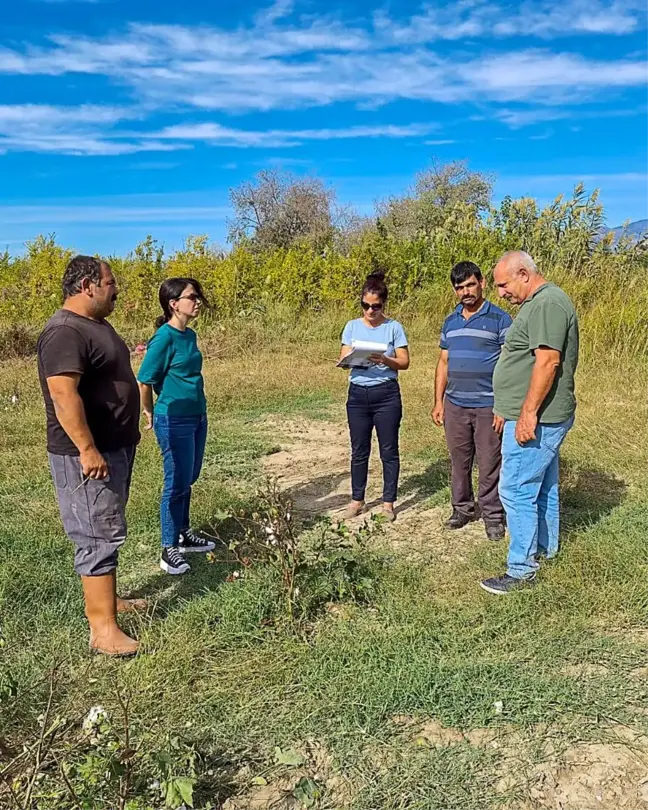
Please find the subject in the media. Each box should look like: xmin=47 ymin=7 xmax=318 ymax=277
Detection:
xmin=604 ymin=219 xmax=648 ymax=244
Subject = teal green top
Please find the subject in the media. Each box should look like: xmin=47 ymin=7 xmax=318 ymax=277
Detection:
xmin=137 ymin=323 xmax=206 ymax=417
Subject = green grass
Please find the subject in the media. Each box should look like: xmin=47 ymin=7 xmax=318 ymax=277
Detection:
xmin=1 ymin=335 xmax=647 ymax=809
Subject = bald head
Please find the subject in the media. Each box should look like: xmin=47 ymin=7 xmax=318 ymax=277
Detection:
xmin=493 ymin=250 xmax=544 ymax=306
xmin=497 ymin=251 xmax=538 ymax=276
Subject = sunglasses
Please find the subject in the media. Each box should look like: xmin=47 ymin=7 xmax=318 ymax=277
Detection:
xmin=176 ymin=293 xmax=202 ymax=303
xmin=361 ymin=301 xmax=383 ymax=311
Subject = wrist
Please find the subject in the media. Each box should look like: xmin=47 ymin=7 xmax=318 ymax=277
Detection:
xmin=79 ymin=443 xmax=97 ymax=454
xmin=520 ymin=405 xmax=538 ymax=417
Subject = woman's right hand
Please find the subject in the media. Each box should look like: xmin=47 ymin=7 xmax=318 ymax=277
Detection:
xmin=143 ymin=409 xmax=154 ymax=430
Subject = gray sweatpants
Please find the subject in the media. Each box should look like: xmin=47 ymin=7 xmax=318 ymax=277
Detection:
xmin=48 ymin=446 xmax=136 ymax=577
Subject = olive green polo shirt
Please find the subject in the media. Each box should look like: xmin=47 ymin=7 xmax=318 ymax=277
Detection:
xmin=493 ymin=283 xmax=579 ymax=424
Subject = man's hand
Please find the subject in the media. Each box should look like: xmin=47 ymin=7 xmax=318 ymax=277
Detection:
xmin=515 ymin=411 xmax=538 ymax=445
xmin=142 ymin=408 xmax=154 ymax=431
xmin=80 ymin=447 xmax=109 ymax=479
xmin=368 ymin=353 xmax=386 ymax=365
xmin=492 ymin=414 xmax=505 ymax=435
xmin=432 ymin=403 xmax=445 ymax=427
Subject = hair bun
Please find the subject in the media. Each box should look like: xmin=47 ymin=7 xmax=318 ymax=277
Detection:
xmin=154 ymin=315 xmax=167 ymax=329
xmin=366 ymin=270 xmax=385 ymax=282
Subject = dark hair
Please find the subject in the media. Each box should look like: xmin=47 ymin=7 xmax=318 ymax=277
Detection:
xmin=155 ymin=277 xmax=209 ymax=328
xmin=361 ymin=270 xmax=388 ymax=303
xmin=62 ymin=255 xmax=107 ymax=299
xmin=450 ymin=261 xmax=483 ymax=287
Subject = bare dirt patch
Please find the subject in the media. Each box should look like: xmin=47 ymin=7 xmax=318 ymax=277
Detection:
xmin=259 ymin=414 xmax=489 ymax=560
xmin=527 ymin=742 xmax=648 ymax=809
xmin=562 ymin=663 xmax=610 ymax=678
xmin=222 ymin=741 xmax=353 ymax=810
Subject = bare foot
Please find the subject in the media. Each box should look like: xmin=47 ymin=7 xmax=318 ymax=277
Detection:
xmin=90 ymin=624 xmax=140 ymax=657
xmin=345 ymin=500 xmax=365 ymax=519
xmin=116 ymin=597 xmax=147 ymax=613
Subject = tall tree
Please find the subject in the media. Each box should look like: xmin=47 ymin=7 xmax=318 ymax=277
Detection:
xmin=228 ymin=170 xmax=335 ymax=251
xmin=377 ymin=160 xmax=494 ymax=240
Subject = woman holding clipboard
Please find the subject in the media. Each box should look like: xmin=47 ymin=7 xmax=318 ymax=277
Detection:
xmin=338 ymin=271 xmax=410 ymax=521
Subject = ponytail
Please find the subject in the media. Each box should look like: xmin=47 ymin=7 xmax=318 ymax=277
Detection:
xmin=155 ymin=277 xmax=209 ymax=329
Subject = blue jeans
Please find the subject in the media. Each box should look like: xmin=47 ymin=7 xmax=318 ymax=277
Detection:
xmin=346 ymin=380 xmax=402 ymax=503
xmin=154 ymin=413 xmax=208 ymax=548
xmin=500 ymin=415 xmax=575 ymax=579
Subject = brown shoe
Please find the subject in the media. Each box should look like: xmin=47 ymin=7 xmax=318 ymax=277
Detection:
xmin=345 ymin=501 xmax=365 ymax=519
xmin=382 ymin=506 xmax=396 ymax=523
xmin=82 ymin=573 xmax=140 ymax=658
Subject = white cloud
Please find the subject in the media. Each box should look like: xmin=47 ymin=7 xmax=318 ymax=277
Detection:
xmin=463 ymin=51 xmax=647 ymax=97
xmin=0 ymin=1 xmax=645 ymax=155
xmin=0 ymin=135 xmax=188 ymax=156
xmin=493 ymin=105 xmax=645 ymax=127
xmin=0 ymin=104 xmax=189 ymax=156
xmin=150 ymin=121 xmax=437 ymax=147
xmin=373 ymin=0 xmax=645 ymax=42
xmin=0 ymin=104 xmax=135 ymax=126
xmin=0 ymin=105 xmax=438 ymax=154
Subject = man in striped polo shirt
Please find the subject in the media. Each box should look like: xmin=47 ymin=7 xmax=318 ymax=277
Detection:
xmin=432 ymin=261 xmax=513 ymax=540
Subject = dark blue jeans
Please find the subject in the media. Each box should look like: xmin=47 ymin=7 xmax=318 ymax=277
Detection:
xmin=153 ymin=413 xmax=208 ymax=548
xmin=346 ymin=380 xmax=402 ymax=503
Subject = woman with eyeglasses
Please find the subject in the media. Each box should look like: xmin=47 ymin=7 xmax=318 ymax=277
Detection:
xmin=339 ymin=271 xmax=410 ymax=521
xmin=137 ymin=277 xmax=215 ymax=575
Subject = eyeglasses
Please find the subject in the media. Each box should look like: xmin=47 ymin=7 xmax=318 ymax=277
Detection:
xmin=361 ymin=301 xmax=383 ymax=311
xmin=176 ymin=294 xmax=202 ymax=303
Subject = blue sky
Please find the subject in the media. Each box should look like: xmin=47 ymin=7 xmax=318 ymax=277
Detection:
xmin=1 ymin=0 xmax=646 ymax=255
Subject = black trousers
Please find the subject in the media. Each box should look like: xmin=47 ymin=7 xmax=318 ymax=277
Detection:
xmin=346 ymin=380 xmax=402 ymax=503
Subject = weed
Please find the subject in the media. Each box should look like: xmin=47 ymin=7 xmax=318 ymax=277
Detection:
xmin=205 ymin=478 xmax=384 ymax=624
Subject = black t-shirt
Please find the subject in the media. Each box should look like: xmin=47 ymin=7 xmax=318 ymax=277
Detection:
xmin=37 ymin=310 xmax=141 ymax=455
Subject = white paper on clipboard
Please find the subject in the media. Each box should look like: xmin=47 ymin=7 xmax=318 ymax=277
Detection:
xmin=336 ymin=340 xmax=388 ymax=369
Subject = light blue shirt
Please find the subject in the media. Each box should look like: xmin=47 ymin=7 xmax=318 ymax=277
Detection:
xmin=341 ymin=318 xmax=408 ymax=387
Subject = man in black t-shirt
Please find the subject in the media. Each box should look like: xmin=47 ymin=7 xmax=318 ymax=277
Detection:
xmin=38 ymin=255 xmax=142 ymax=657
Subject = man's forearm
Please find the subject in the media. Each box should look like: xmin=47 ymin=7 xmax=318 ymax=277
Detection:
xmin=51 ymin=392 xmax=96 ymax=453
xmin=521 ymin=360 xmax=558 ymax=415
xmin=434 ymin=363 xmax=448 ymax=405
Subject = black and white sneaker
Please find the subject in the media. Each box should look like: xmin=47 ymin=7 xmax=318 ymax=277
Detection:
xmin=160 ymin=546 xmax=191 ymax=575
xmin=177 ymin=528 xmax=216 ymax=554
xmin=479 ymin=573 xmax=536 ymax=595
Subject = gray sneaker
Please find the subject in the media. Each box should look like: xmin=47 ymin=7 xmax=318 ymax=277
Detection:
xmin=479 ymin=574 xmax=536 ymax=595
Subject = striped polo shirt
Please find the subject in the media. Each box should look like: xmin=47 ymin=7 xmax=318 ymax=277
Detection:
xmin=440 ymin=300 xmax=512 ymax=408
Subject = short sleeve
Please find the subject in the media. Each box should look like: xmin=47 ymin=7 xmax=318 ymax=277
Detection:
xmin=38 ymin=326 xmax=87 ymax=378
xmin=137 ymin=329 xmax=174 ymax=385
xmin=527 ymin=301 xmax=569 ymax=353
xmin=498 ymin=312 xmax=513 ymax=346
xmin=393 ymin=321 xmax=408 ymax=348
xmin=341 ymin=320 xmax=354 ymax=346
xmin=439 ymin=318 xmax=449 ymax=350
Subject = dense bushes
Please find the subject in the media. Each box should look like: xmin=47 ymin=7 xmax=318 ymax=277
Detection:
xmin=1 ymin=184 xmax=646 ymax=358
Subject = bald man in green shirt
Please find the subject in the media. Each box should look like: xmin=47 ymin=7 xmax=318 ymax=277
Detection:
xmin=480 ymin=251 xmax=579 ymax=595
